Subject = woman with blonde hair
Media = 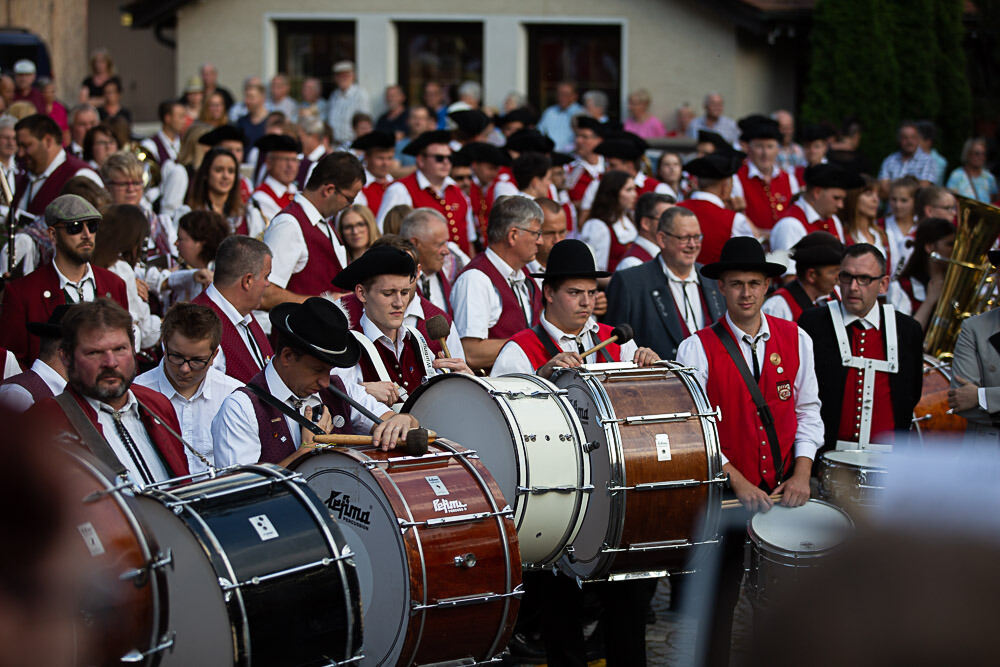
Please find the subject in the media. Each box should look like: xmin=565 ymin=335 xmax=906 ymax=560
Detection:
xmin=337 ymin=204 xmax=381 ymax=262
xmin=624 ymin=88 xmax=666 ymax=139
xmin=199 ymin=90 xmax=229 ymax=127
xmin=80 ymin=48 xmax=120 ymax=106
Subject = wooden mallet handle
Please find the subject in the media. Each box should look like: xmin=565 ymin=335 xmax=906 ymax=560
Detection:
xmin=579 ymin=324 xmax=634 ymax=359
xmin=721 ymin=494 xmax=782 ymax=510
xmin=312 ymin=428 xmax=436 ymax=454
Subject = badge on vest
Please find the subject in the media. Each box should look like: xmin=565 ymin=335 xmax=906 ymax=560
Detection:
xmin=770 ymin=352 xmax=784 ymax=375
xmin=776 ymin=380 xmax=792 ymax=401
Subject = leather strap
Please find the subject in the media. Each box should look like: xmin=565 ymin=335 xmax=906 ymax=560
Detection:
xmin=530 ymin=322 xmax=612 ymax=372
xmin=786 ymin=281 xmax=814 ymax=313
xmin=244 ymin=381 xmax=325 ymax=435
xmin=54 ymin=392 xmax=129 ymax=480
xmin=134 ymin=396 xmax=212 ymax=468
xmin=711 ymin=320 xmax=785 ymax=488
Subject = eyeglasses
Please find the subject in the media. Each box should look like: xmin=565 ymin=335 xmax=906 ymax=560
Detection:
xmin=514 ymin=226 xmax=542 ymax=240
xmin=93 ymin=139 xmax=116 ymax=148
xmin=109 ymin=180 xmax=143 ymax=189
xmin=55 ymin=220 xmax=100 ymax=235
xmin=336 ymin=188 xmax=357 ymax=204
xmin=164 ymin=351 xmax=212 ymax=370
xmin=424 ymin=153 xmax=451 ymax=163
xmin=664 ymin=232 xmax=704 ymax=244
xmin=838 ymin=271 xmax=884 ymax=287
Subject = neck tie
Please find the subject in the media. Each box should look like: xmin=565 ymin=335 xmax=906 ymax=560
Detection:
xmin=65 ymin=279 xmax=88 ymax=303
xmin=240 ymin=321 xmax=265 ymax=368
xmin=673 ymin=278 xmax=699 ymax=332
xmin=509 ymin=277 xmax=530 ymax=322
xmin=105 ymin=407 xmax=155 ymax=485
xmin=420 ymin=275 xmax=432 ymax=299
xmin=743 ymin=335 xmax=761 ymax=382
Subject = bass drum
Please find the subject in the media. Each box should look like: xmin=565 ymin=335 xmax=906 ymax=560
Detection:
xmin=402 ymin=373 xmax=590 ymax=569
xmin=912 ymin=355 xmax=967 ymax=436
xmin=133 ymin=464 xmax=363 ymax=666
xmin=551 ymin=362 xmax=725 ymax=581
xmin=283 ymin=440 xmax=521 ymax=666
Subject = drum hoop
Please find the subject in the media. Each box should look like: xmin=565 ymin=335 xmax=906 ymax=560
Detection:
xmin=820 ymin=451 xmax=889 ymax=474
xmin=746 ymin=498 xmax=854 ymax=559
xmin=70 ymin=450 xmax=168 ymax=660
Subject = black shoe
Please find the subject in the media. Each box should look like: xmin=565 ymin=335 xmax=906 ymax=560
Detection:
xmin=506 ymin=631 xmax=547 ymax=664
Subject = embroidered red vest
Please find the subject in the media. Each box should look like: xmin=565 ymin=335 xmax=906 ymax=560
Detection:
xmin=736 ymin=164 xmax=795 ymax=230
xmin=619 ymin=241 xmax=654 ymax=268
xmin=192 ymin=291 xmax=272 ymax=384
xmin=400 ymin=173 xmax=472 ymax=255
xmin=508 ymin=322 xmax=622 ymax=370
xmin=12 ymin=154 xmax=91 ymax=215
xmin=696 ymin=316 xmax=801 ymax=490
xmin=457 ymin=253 xmax=543 ymax=339
xmin=837 ymin=322 xmax=895 ymax=444
xmin=678 ymin=198 xmax=737 ymax=266
xmin=783 ymin=203 xmax=842 ymax=240
xmin=362 ymin=180 xmax=390 ymax=221
xmin=253 ymin=181 xmax=295 ymax=213
xmin=281 ymin=200 xmax=345 ymax=296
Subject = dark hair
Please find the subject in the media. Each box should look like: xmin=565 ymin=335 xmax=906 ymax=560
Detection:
xmin=161 ymin=302 xmax=222 ymax=350
xmin=102 ymin=78 xmax=121 ymax=94
xmin=589 ymin=170 xmax=632 ymax=223
xmin=187 ymin=147 xmax=243 ymax=216
xmin=178 ymin=210 xmax=229 ymax=266
xmin=82 ymin=123 xmax=117 ymax=162
xmin=657 ymin=204 xmax=696 ymax=235
xmin=213 ymin=235 xmax=272 ymax=287
xmin=915 ymin=185 xmax=952 ymax=218
xmin=92 ymin=204 xmax=149 ymax=268
xmin=60 ymin=298 xmax=134 ymax=357
xmin=655 ymin=150 xmax=684 ymax=185
xmin=512 ymin=152 xmax=551 ymax=191
xmin=371 ymin=233 xmax=418 ymax=260
xmin=843 ymin=242 xmax=887 ymax=274
xmin=14 ymin=113 xmax=61 ymax=141
xmin=636 ymin=192 xmax=675 ymax=221
xmin=60 ymin=176 xmax=111 ymax=212
xmin=157 ymin=99 xmax=182 ymax=123
xmin=351 ymin=112 xmax=373 ymax=130
xmin=306 ymin=151 xmax=365 ymax=191
xmin=899 ymin=217 xmax=955 ymax=284
xmin=915 ymin=120 xmax=936 ymax=142
xmin=535 ymin=197 xmax=562 ymax=215
xmin=842 ymin=174 xmax=887 ymax=249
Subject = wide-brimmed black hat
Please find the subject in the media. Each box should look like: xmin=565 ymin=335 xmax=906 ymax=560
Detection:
xmin=505 ymin=129 xmax=554 ymax=154
xmin=331 ymin=245 xmax=416 ymax=291
xmin=269 ymin=297 xmax=360 ymax=367
xmin=684 ymin=149 xmax=746 ymax=180
xmin=254 ymin=133 xmax=301 ymax=154
xmin=738 ymin=115 xmax=782 ymax=142
xmin=448 ymin=109 xmax=491 ymax=135
xmin=401 ymin=130 xmax=452 ymax=156
xmin=351 ymin=130 xmax=396 ymax=151
xmin=550 ymin=151 xmax=574 ymax=167
xmin=790 ymin=231 xmax=845 ymax=268
xmin=457 ymin=141 xmax=511 ymax=167
xmin=803 ymin=163 xmax=865 ymax=190
xmin=696 ymin=129 xmax=731 ymax=152
xmin=497 ymin=107 xmax=537 ymax=128
xmin=700 ymin=236 xmax=786 ymax=279
xmin=198 ymin=124 xmax=246 ymax=147
xmin=529 ymin=239 xmax=610 ymax=279
xmin=27 ymin=304 xmax=70 ymax=339
xmin=573 ymin=115 xmax=605 ymax=135
xmin=799 ymin=123 xmax=835 ymax=144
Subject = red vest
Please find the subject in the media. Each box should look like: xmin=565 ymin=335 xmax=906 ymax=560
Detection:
xmin=253 ymin=181 xmax=295 ymax=213
xmin=636 ymin=174 xmax=666 ymax=196
xmin=239 ymin=176 xmax=252 ymax=204
xmin=341 ymin=292 xmax=453 ymax=359
xmin=508 ymin=322 xmax=622 ymax=370
xmin=150 ymin=133 xmax=172 ymax=165
xmin=362 ymin=180 xmax=390 ymax=219
xmin=338 ymin=293 xmax=427 ymax=393
xmin=1 ymin=368 xmax=54 ymax=405
xmin=678 ymin=198 xmax=736 ymax=266
xmin=568 ymin=164 xmax=597 ymax=203
xmin=696 ymin=316 xmax=801 ymax=490
xmin=736 ymin=164 xmax=795 ymax=230
xmin=192 ymin=291 xmax=272 ymax=384
xmin=12 ymin=154 xmax=91 ymax=216
xmin=400 ymin=173 xmax=472 ymax=255
xmin=597 ymin=218 xmax=632 ymax=272
xmin=783 ymin=203 xmax=842 ymax=240
xmin=281 ymin=200 xmax=345 ymax=296
xmin=618 ymin=241 xmax=655 ymax=268
xmin=484 ymin=167 xmax=514 ymax=209
xmin=457 ymin=253 xmax=543 ymax=339
xmin=837 ymin=323 xmax=895 ymax=444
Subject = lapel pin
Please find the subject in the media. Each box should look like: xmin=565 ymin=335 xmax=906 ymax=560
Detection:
xmin=769 ymin=352 xmax=781 ymax=366
xmin=332 ymin=415 xmax=346 ymax=428
xmin=43 ymin=290 xmax=51 ymax=298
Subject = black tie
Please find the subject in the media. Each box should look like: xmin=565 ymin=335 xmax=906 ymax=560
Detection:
xmin=743 ymin=335 xmax=761 ymax=382
xmin=241 ymin=321 xmax=265 ymax=368
xmin=421 ymin=276 xmax=432 ymax=299
xmin=108 ymin=409 xmax=155 ymax=485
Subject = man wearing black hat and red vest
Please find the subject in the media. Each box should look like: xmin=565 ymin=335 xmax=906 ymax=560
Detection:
xmin=199 ymin=124 xmax=252 ymax=202
xmin=350 ymin=130 xmax=396 ymax=216
xmin=333 ymin=244 xmax=471 ymax=407
xmin=567 ymin=115 xmax=606 ymax=205
xmin=260 ymin=152 xmax=364 ymax=310
xmin=795 ymin=123 xmax=835 ymax=186
xmin=452 ymin=195 xmax=545 ymax=371
xmin=731 ymin=115 xmax=800 ymax=234
xmin=762 ymin=232 xmax=844 ymax=322
xmin=456 ymin=142 xmax=511 ymax=241
xmin=251 ymin=134 xmax=302 ymax=223
xmin=579 ymin=132 xmax=675 ymax=215
xmin=678 ymin=148 xmax=756 ymax=266
xmin=675 ymin=236 xmax=821 ymax=667
xmin=212 ymin=297 xmax=419 ymax=466
xmin=376 ymin=130 xmax=476 ymax=256
xmin=0 ymin=305 xmax=69 ymax=412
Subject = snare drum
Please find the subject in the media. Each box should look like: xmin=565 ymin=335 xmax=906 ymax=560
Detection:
xmin=133 ymin=464 xmax=363 ymax=666
xmin=402 ymin=373 xmax=590 ymax=568
xmin=746 ymin=499 xmax=853 ymax=606
xmin=818 ymin=449 xmax=890 ymax=509
xmin=283 ymin=439 xmax=521 ymax=666
xmin=551 ymin=363 xmax=725 ymax=581
xmin=913 ymin=355 xmax=967 ymax=435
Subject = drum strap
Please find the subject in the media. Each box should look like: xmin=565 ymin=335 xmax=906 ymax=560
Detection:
xmin=711 ymin=321 xmax=785 ymax=488
xmin=54 ymin=392 xmax=130 ymax=481
xmin=244 ymin=382 xmax=326 ymax=436
xmin=531 ymin=322 xmax=612 ymax=371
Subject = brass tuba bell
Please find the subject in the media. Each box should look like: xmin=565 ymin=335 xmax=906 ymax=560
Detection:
xmin=126 ymin=141 xmax=162 ymax=190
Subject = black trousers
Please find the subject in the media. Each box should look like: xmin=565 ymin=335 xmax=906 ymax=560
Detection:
xmin=702 ymin=512 xmax=752 ymax=667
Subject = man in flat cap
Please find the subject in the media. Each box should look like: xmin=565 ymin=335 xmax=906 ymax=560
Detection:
xmin=251 ymin=133 xmax=302 ymax=223
xmin=762 ymin=231 xmax=844 ymax=322
xmin=1 ymin=195 xmax=128 ymax=366
xmin=350 ymin=130 xmax=396 ymax=216
xmin=212 ymin=296 xmax=419 ymax=465
xmin=731 ymin=115 xmax=800 ymax=232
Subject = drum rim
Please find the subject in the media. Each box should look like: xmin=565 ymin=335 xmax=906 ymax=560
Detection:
xmin=747 ymin=498 xmax=855 ymax=558
xmin=820 ymin=449 xmax=890 ymax=472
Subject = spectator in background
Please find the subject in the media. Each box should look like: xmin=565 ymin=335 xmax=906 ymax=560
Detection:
xmin=397 ymin=105 xmax=433 ymax=167
xmin=947 ymin=137 xmax=997 ymax=204
xmin=421 ymin=81 xmax=448 ymax=128
xmin=166 ymin=210 xmax=229 ymax=305
xmin=878 ymin=121 xmax=938 ymax=196
xmin=199 ymin=91 xmax=229 ymax=127
xmin=625 ymin=88 xmax=666 ymax=139
xmin=456 ymin=81 xmax=482 ymax=109
xmin=236 ymin=80 xmax=269 ymax=153
xmin=686 ymin=92 xmax=740 ymax=146
xmin=182 ymin=146 xmax=264 ymax=238
xmin=298 ymin=77 xmax=327 ymax=121
xmin=0 ymin=75 xmax=13 ymax=112
xmin=36 ymin=78 xmax=67 ymax=134
xmin=338 ymin=204 xmax=380 ymax=263
xmin=376 ymin=84 xmax=409 ymax=140
xmin=199 ymin=63 xmax=234 ymax=111
xmin=537 ymin=82 xmax=584 ymax=153
xmin=795 ymin=123 xmax=834 ymax=184
xmin=917 ymin=120 xmax=947 ymax=185
xmin=327 ymin=60 xmax=371 ymax=144
xmin=773 ymin=109 xmax=805 ymax=175
xmin=668 ymin=103 xmax=695 ymax=137
xmin=12 ymin=60 xmax=43 ymax=113
xmin=884 ymin=175 xmax=920 ymax=276
xmin=98 ymin=79 xmax=131 ymax=126
xmin=82 ymin=123 xmax=119 ymax=170
xmin=67 ymin=104 xmax=99 ymax=158
xmin=582 ymin=90 xmax=609 ymax=122
xmin=0 ymin=115 xmax=15 ymax=195
xmin=181 ymin=76 xmax=204 ymax=128
xmin=502 ymin=91 xmax=526 ymax=114
xmin=350 ymin=112 xmax=374 ymax=144
xmin=80 ymin=49 xmax=119 ymax=107
xmin=268 ymin=73 xmax=298 ymax=122
xmin=841 ymin=175 xmax=890 ymax=261
xmin=656 ymin=150 xmax=690 ymax=199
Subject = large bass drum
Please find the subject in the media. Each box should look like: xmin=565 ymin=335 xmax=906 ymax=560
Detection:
xmin=283 ymin=440 xmax=521 ymax=666
xmin=912 ymin=355 xmax=967 ymax=436
xmin=550 ymin=362 xmax=725 ymax=581
xmin=402 ymin=373 xmax=590 ymax=569
xmin=133 ymin=464 xmax=363 ymax=666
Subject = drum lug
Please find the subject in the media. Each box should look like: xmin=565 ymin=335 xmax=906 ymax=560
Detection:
xmin=119 ymin=548 xmax=172 ymax=587
xmin=453 ymin=552 xmax=477 ymax=568
xmin=489 ymin=389 xmax=564 ymax=400
xmin=410 ymin=584 xmax=524 ymax=612
xmin=120 ymin=632 xmax=175 ymax=662
xmin=399 ymin=507 xmax=514 ymax=529
xmin=517 ymin=484 xmax=594 ymax=495
xmin=82 ymin=478 xmax=138 ymax=503
xmin=582 ymin=440 xmax=600 ymax=453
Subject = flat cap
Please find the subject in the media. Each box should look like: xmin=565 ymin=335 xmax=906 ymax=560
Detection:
xmin=44 ymin=195 xmax=101 ymax=226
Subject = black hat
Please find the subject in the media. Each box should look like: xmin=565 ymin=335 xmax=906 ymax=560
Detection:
xmin=574 ymin=115 xmax=605 ymax=135
xmin=697 ymin=129 xmax=731 ymax=153
xmin=27 ymin=304 xmax=70 ymax=339
xmin=799 ymin=123 xmax=835 ymax=144
xmin=331 ymin=245 xmax=417 ymax=291
xmin=738 ymin=115 xmax=782 ymax=142
xmin=350 ymin=130 xmax=396 ymax=151
xmin=684 ymin=149 xmax=746 ymax=180
xmin=803 ymin=163 xmax=865 ymax=190
xmin=457 ymin=141 xmax=511 ymax=166
xmin=550 ymin=151 xmax=574 ymax=167
xmin=790 ymin=231 xmax=845 ymax=268
xmin=529 ymin=239 xmax=610 ymax=279
xmin=198 ymin=124 xmax=246 ymax=147
xmin=700 ymin=236 xmax=786 ymax=279
xmin=402 ymin=130 xmax=452 ymax=156
xmin=254 ymin=133 xmax=301 ymax=154
xmin=449 ymin=149 xmax=472 ymax=167
xmin=448 ymin=109 xmax=491 ymax=136
xmin=497 ymin=107 xmax=537 ymax=128
xmin=269 ymin=298 xmax=360 ymax=367
xmin=505 ymin=129 xmax=554 ymax=154
xmin=595 ymin=131 xmax=648 ymax=161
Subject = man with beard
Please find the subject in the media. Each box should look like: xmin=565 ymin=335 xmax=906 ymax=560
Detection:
xmin=1 ymin=195 xmax=128 ymax=366
xmin=28 ymin=299 xmax=190 ymax=485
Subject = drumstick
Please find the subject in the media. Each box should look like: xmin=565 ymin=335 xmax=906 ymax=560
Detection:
xmin=311 ymin=428 xmax=436 ymax=449
xmin=721 ymin=494 xmax=782 ymax=510
xmin=323 ymin=382 xmax=429 ymax=455
xmin=425 ymin=314 xmax=452 ymax=373
xmin=579 ymin=324 xmax=634 ymax=359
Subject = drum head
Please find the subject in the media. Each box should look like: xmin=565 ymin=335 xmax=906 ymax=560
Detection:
xmin=132 ymin=496 xmax=233 ymax=666
xmin=750 ymin=500 xmax=853 ymax=554
xmin=823 ymin=450 xmax=889 ymax=470
xmin=291 ymin=451 xmax=409 ymax=666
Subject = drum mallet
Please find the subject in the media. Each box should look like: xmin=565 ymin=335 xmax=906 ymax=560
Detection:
xmin=425 ymin=314 xmax=452 ymax=370
xmin=721 ymin=494 xmax=783 ymax=510
xmin=579 ymin=324 xmax=634 ymax=359
xmin=324 ymin=382 xmax=430 ymax=455
xmin=312 ymin=429 xmax=437 ymax=451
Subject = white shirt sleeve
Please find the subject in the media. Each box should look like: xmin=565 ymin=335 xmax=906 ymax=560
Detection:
xmin=792 ymin=328 xmax=823 ymax=460
xmin=211 ymin=391 xmax=264 ymax=466
xmin=2 ymin=350 xmax=21 ymax=379
xmin=252 ymin=191 xmax=281 ymax=224
xmin=580 ymin=179 xmax=599 ymax=212
xmin=761 ymin=295 xmax=795 ymax=321
xmin=159 ymin=161 xmax=189 ymax=216
xmin=730 ymin=174 xmax=745 ymax=201
xmin=261 ymin=213 xmax=308 ymax=289
xmin=0 ymin=383 xmax=33 ymax=412
xmin=451 ymin=270 xmax=502 ymax=339
xmin=245 ymin=205 xmax=267 ymax=238
xmin=580 ymin=218 xmax=612 ymax=272
xmin=375 ymin=181 xmax=413 ymax=231
xmin=616 ymin=255 xmax=643 ymax=272
xmin=490 ymin=341 xmax=535 ymax=376
xmin=446 ymin=322 xmax=466 ymax=360
xmin=769 ymin=217 xmax=807 ymax=252
xmin=493 ymin=179 xmax=518 ymax=200
xmin=676 ymin=333 xmax=730 ymax=465
xmin=730 ymin=212 xmax=755 ymax=238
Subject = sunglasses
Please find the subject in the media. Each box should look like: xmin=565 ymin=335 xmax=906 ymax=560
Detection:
xmin=55 ymin=220 xmax=100 ymax=235
xmin=424 ymin=153 xmax=451 ymax=163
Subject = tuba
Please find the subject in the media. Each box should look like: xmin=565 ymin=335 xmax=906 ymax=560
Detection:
xmin=923 ymin=194 xmax=1000 ymax=359
xmin=126 ymin=141 xmax=162 ymax=190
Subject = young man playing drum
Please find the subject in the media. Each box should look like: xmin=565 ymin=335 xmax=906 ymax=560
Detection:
xmin=211 ymin=297 xmax=418 ymax=466
xmin=491 ymin=238 xmax=659 ymax=377
xmin=676 ymin=236 xmax=823 ymax=667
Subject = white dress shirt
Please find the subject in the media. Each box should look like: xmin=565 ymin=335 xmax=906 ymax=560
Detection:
xmin=675 ymin=311 xmax=824 ymax=466
xmin=451 ymin=248 xmax=533 ymax=340
xmin=884 ymin=215 xmax=916 ymax=276
xmin=2 ymin=350 xmax=20 ymax=380
xmin=405 ymin=295 xmax=465 ymax=360
xmin=730 ymin=161 xmax=800 ymax=201
xmin=88 ymin=391 xmax=173 ymax=485
xmin=0 ymin=358 xmax=63 ymax=412
xmin=761 ymin=293 xmax=796 ymax=321
xmin=54 ymin=261 xmax=97 ymax=303
xmin=687 ymin=191 xmax=756 ymax=238
xmin=140 ymin=130 xmax=180 ymax=163
xmin=566 ymin=156 xmax=605 ymax=197
xmin=661 ymin=258 xmax=706 ymax=333
xmin=110 ymin=260 xmax=161 ymax=350
xmin=580 ymin=216 xmax=637 ymax=272
xmin=375 ymin=170 xmax=476 ymax=243
xmin=211 ymin=360 xmax=389 ymax=466
xmin=491 ymin=313 xmax=639 ymax=376
xmin=578 ymin=173 xmax=674 ymax=213
xmin=252 ymin=175 xmax=298 ymax=224
xmin=262 ymin=193 xmax=347 ymax=289
xmin=205 ymin=283 xmax=267 ymax=377
xmin=14 ymin=149 xmax=101 ymax=216
xmin=616 ymin=235 xmax=660 ymax=271
xmin=770 ymin=198 xmax=845 ymax=275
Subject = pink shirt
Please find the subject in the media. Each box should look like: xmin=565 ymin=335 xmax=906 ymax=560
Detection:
xmin=625 ymin=115 xmax=667 ymax=139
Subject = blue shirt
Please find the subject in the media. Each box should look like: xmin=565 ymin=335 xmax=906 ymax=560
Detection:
xmin=946 ymin=167 xmax=998 ymax=203
xmin=537 ymin=102 xmax=585 ymax=153
xmin=878 ymin=148 xmax=939 ymax=183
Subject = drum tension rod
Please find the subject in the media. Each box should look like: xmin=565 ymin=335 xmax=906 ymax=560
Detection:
xmin=161 ymin=476 xmax=290 ymax=509
xmin=318 ymin=655 xmax=366 ymax=667
xmin=119 ymin=548 xmax=173 ymax=586
xmin=362 ymin=449 xmax=476 ymax=469
xmin=599 ymin=408 xmax=721 ymax=425
xmin=218 ymin=551 xmax=354 ymax=592
xmin=120 ymin=632 xmax=176 ymax=663
xmin=608 ymin=476 xmax=728 ymax=492
xmin=600 ymin=536 xmax=721 ymax=553
xmin=516 ymin=484 xmax=595 ymax=495
xmin=488 ymin=389 xmax=566 ymax=399
xmin=410 ymin=584 xmax=524 ymax=612
xmin=81 ymin=478 xmax=140 ymax=503
xmin=398 ymin=507 xmax=514 ymax=529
